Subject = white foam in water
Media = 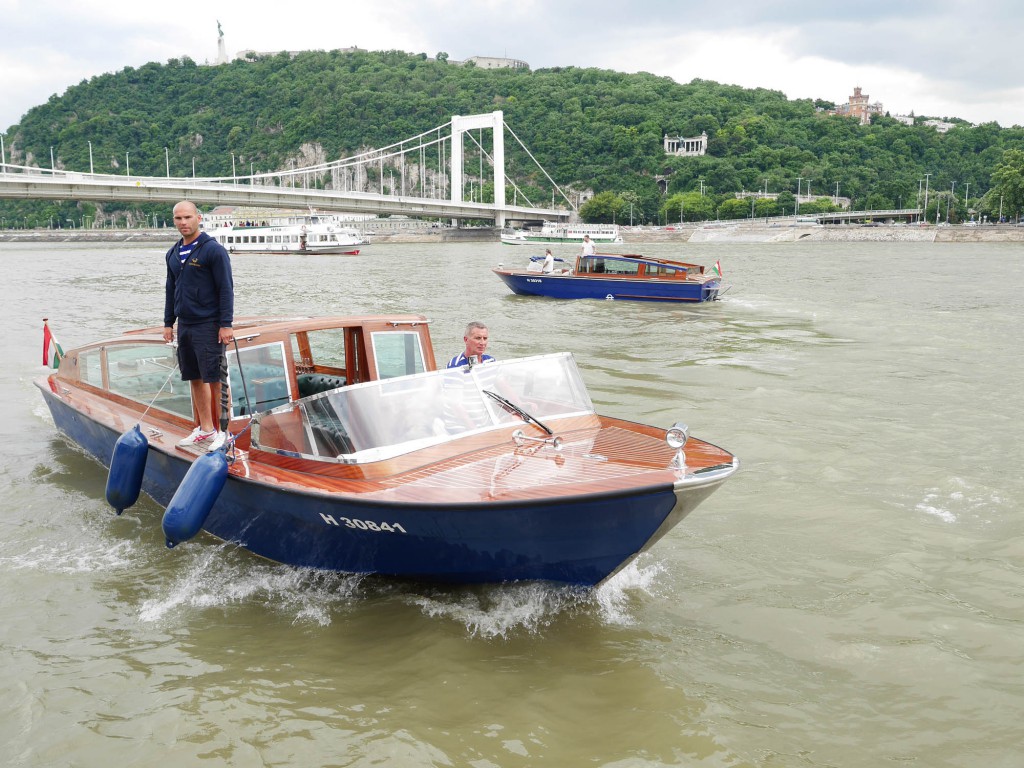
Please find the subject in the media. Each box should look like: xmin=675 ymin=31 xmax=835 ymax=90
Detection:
xmin=407 ymin=557 xmax=664 ymax=639
xmin=915 ymin=495 xmax=958 ymax=523
xmin=134 ymin=541 xmax=667 ymax=636
xmin=408 ymin=582 xmax=579 ymax=639
xmin=594 ymin=558 xmax=666 ymax=624
xmin=138 ymin=544 xmax=366 ymax=626
xmin=915 ymin=476 xmax=1005 ymax=525
xmin=2 ymin=537 xmax=138 ymax=575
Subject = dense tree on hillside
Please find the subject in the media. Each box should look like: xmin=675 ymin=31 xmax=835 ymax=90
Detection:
xmin=988 ymin=149 xmax=1024 ymax=220
xmin=3 ymin=50 xmax=1024 ymax=227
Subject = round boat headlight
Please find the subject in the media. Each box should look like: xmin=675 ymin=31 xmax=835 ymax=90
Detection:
xmin=665 ymin=422 xmax=689 ymax=449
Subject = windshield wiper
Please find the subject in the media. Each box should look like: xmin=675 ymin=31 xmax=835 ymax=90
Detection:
xmin=483 ymin=390 xmax=553 ymax=435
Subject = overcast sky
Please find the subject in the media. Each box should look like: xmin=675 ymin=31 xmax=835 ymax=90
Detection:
xmin=3 ymin=0 xmax=1022 ymax=141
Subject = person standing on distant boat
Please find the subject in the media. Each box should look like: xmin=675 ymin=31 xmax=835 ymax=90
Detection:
xmin=163 ymin=200 xmax=234 ymax=451
xmin=541 ymin=249 xmax=555 ymax=273
xmin=580 ymin=234 xmax=596 ymax=257
xmin=580 ymin=234 xmax=603 ymax=272
xmin=447 ymin=321 xmax=495 ymax=368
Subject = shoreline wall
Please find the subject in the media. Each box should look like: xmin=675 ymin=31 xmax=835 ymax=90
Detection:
xmin=2 ymin=224 xmax=1022 ymax=245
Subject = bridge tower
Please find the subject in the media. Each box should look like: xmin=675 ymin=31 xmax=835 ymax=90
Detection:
xmin=450 ymin=111 xmax=505 ymax=228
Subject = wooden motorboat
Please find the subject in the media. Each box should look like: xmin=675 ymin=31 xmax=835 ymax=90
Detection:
xmin=494 ymin=253 xmax=725 ymax=302
xmin=36 ymin=316 xmax=737 ymax=586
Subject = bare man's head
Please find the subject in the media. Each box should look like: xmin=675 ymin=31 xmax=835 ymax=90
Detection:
xmin=173 ymin=200 xmax=202 ymax=244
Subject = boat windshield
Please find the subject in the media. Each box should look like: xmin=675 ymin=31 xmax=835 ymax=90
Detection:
xmin=252 ymin=352 xmax=594 ymax=463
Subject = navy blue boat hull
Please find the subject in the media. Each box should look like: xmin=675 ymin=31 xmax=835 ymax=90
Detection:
xmin=495 ymin=271 xmax=720 ymax=302
xmin=39 ymin=385 xmax=719 ymax=586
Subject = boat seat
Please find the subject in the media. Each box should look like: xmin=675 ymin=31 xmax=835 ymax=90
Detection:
xmin=297 ymin=373 xmax=347 ymax=398
xmin=307 ymin=415 xmax=355 ymax=456
xmin=230 ymin=364 xmax=290 ymax=415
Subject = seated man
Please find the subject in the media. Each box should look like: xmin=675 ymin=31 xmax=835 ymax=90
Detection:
xmin=447 ymin=321 xmax=494 ymax=369
xmin=444 ymin=321 xmax=497 ymax=431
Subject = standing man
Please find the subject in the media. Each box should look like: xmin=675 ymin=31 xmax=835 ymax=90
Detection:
xmin=163 ymin=200 xmax=234 ymax=450
xmin=447 ymin=321 xmax=494 ymax=368
xmin=580 ymin=234 xmax=596 ymax=257
xmin=580 ymin=234 xmax=602 ymax=272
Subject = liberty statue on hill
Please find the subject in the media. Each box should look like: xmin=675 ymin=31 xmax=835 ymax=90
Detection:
xmin=216 ymin=21 xmax=227 ymax=65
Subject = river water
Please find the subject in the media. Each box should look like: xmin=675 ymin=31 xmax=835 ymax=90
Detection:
xmin=1 ymin=239 xmax=1021 ymax=767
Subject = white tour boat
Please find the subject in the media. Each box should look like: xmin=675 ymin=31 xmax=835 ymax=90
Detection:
xmin=207 ymin=212 xmax=368 ymax=255
xmin=500 ymin=222 xmax=623 ymax=246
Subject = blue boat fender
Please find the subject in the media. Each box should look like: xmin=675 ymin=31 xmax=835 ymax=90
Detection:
xmin=105 ymin=424 xmax=149 ymax=514
xmin=162 ymin=449 xmax=229 ymax=548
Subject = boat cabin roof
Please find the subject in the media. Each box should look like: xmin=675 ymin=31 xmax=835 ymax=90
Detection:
xmin=52 ymin=315 xmax=438 ymax=442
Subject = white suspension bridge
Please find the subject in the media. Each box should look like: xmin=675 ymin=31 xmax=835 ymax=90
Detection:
xmin=0 ymin=111 xmax=570 ymax=228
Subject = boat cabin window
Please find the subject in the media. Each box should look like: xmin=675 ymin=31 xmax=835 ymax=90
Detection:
xmin=646 ymin=264 xmax=686 ymax=278
xmin=227 ymin=341 xmax=292 ymax=416
xmin=604 ymin=259 xmax=640 ymax=276
xmin=578 ymin=256 xmax=607 ymax=274
xmin=77 ymin=348 xmax=104 ymax=389
xmin=370 ymin=331 xmax=427 ymax=380
xmin=302 ymin=329 xmax=347 ymax=371
xmin=105 ymin=343 xmax=194 ymax=419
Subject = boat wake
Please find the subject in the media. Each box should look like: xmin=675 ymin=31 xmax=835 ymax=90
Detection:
xmin=137 ymin=542 xmax=367 ymax=625
xmin=2 ymin=536 xmax=138 ymax=575
xmin=136 ymin=541 xmax=667 ymax=637
xmin=397 ymin=558 xmax=667 ymax=639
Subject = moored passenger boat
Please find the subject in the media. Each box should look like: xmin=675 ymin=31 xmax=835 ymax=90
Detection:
xmin=36 ymin=316 xmax=737 ymax=586
xmin=500 ymin=222 xmax=623 ymax=245
xmin=208 ymin=213 xmax=367 ymax=255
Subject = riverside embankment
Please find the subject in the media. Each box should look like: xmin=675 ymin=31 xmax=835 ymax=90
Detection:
xmin=2 ymin=223 xmax=1022 ymax=245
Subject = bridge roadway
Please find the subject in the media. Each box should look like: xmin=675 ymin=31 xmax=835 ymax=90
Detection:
xmin=0 ymin=168 xmax=569 ymax=225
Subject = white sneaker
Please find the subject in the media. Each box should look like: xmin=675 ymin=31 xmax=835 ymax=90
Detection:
xmin=206 ymin=431 xmax=227 ymax=452
xmin=177 ymin=426 xmax=204 ymax=446
xmin=179 ymin=427 xmax=216 ymax=447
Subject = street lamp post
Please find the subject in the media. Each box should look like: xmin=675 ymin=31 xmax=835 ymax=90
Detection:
xmin=50 ymin=146 xmax=55 ymax=172
xmin=126 ymin=152 xmax=130 ymax=176
xmin=231 ymin=153 xmax=236 ymax=184
xmin=923 ymin=173 xmax=931 ymax=222
xmin=88 ymin=140 xmax=94 ymax=174
xmin=192 ymin=157 xmax=196 ymax=178
xmin=165 ymin=146 xmax=170 ymax=177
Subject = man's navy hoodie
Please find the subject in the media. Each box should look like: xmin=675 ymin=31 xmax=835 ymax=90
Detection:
xmin=163 ymin=232 xmax=234 ymax=329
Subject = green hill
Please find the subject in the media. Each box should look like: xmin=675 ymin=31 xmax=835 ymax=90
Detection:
xmin=3 ymin=48 xmax=1024 ymax=226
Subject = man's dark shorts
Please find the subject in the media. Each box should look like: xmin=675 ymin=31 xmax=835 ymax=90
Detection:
xmin=178 ymin=322 xmax=224 ymax=383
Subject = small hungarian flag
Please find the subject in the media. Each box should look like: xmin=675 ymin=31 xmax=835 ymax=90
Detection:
xmin=709 ymin=260 xmax=723 ymax=277
xmin=43 ymin=319 xmax=64 ymax=368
